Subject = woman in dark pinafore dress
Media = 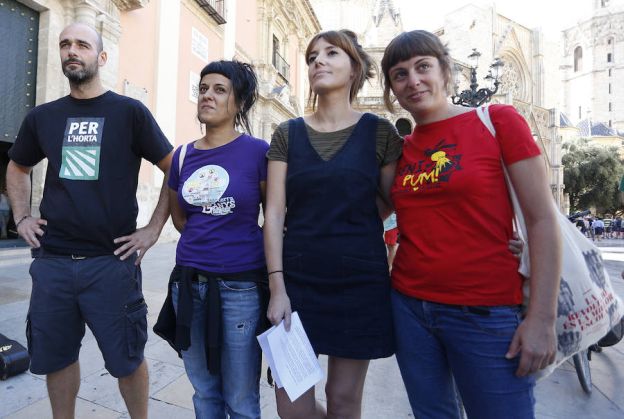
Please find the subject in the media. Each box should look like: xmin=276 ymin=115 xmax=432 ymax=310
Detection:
xmin=264 ymin=29 xmax=403 ymax=418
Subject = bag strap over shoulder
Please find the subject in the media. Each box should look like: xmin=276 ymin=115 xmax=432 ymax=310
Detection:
xmin=476 ymin=106 xmax=496 ymax=137
xmin=178 ymin=143 xmax=188 ymax=176
xmin=475 ymin=105 xmax=530 ymax=275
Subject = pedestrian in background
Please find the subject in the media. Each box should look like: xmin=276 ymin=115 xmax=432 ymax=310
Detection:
xmin=588 ymin=217 xmax=596 ymax=241
xmin=594 ymin=217 xmax=605 ymax=241
xmin=384 ymin=212 xmax=399 ymax=269
xmin=575 ymin=218 xmax=585 ymax=233
xmin=381 ymin=30 xmax=561 ymax=419
xmin=603 ymin=216 xmax=612 ymax=238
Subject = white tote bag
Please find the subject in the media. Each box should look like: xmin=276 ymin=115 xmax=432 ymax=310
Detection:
xmin=476 ymin=105 xmax=624 ymax=378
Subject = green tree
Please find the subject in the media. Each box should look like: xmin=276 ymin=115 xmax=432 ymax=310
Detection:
xmin=562 ymin=140 xmax=624 ymax=214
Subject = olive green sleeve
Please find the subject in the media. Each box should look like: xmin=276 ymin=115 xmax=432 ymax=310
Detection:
xmin=376 ymin=118 xmax=404 ymax=166
xmin=267 ymin=121 xmax=290 ymax=162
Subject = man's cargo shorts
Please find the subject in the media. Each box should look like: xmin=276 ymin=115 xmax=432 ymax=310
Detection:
xmin=26 ymin=252 xmax=148 ymax=378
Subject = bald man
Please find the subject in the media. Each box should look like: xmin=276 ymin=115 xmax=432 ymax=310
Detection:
xmin=6 ymin=23 xmax=173 ymax=419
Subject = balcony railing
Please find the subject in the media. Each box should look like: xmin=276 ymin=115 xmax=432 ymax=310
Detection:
xmin=195 ymin=0 xmax=227 ymax=24
xmin=273 ymin=50 xmax=290 ymax=82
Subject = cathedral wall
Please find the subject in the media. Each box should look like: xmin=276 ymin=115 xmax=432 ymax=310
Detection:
xmin=562 ymin=9 xmax=624 ymax=129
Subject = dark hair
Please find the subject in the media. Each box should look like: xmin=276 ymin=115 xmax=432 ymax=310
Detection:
xmin=305 ymin=29 xmax=376 ymax=109
xmin=381 ymin=30 xmax=453 ymax=112
xmin=199 ymin=60 xmax=258 ymax=133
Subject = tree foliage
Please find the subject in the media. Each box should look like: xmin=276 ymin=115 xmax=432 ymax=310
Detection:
xmin=562 ymin=139 xmax=624 ymax=214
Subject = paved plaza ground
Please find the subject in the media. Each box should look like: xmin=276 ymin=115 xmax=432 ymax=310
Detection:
xmin=1 ymin=239 xmax=623 ymax=418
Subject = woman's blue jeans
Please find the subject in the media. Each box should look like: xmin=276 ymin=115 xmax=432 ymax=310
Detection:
xmin=172 ymin=278 xmax=261 ymax=419
xmin=391 ymin=289 xmax=536 ymax=419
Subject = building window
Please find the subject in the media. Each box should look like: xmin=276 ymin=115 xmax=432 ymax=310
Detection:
xmin=609 ymin=69 xmax=612 ymax=76
xmin=272 ymin=35 xmax=279 ymax=67
xmin=272 ymin=35 xmax=290 ymax=82
xmin=574 ymin=46 xmax=583 ymax=72
xmin=195 ymin=0 xmax=227 ymax=24
xmin=608 ymin=53 xmax=613 ymax=62
xmin=608 ymin=38 xmax=612 ymax=45
xmin=609 ymin=102 xmax=612 ymax=111
xmin=609 ymin=83 xmax=612 ymax=94
xmin=578 ymin=106 xmax=582 ymax=120
xmin=609 ymin=120 xmax=612 ymax=127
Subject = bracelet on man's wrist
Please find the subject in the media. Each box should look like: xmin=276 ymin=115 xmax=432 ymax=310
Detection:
xmin=15 ymin=215 xmax=31 ymax=229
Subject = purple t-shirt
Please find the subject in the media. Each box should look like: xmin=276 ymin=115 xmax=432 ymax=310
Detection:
xmin=168 ymin=134 xmax=269 ymax=273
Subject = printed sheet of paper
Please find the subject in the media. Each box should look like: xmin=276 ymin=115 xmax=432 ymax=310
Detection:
xmin=256 ymin=312 xmax=324 ymax=401
xmin=257 ymin=325 xmax=283 ymax=388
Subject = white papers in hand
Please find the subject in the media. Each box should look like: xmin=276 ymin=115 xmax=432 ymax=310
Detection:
xmin=257 ymin=311 xmax=324 ymax=402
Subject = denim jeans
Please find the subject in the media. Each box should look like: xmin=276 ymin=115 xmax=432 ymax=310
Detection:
xmin=172 ymin=278 xmax=261 ymax=419
xmin=391 ymin=289 xmax=535 ymax=419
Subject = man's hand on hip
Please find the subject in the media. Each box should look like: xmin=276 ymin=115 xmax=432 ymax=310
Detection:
xmin=17 ymin=216 xmax=47 ymax=248
xmin=113 ymin=225 xmax=160 ymax=265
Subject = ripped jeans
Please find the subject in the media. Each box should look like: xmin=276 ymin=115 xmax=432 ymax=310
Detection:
xmin=172 ymin=278 xmax=261 ymax=419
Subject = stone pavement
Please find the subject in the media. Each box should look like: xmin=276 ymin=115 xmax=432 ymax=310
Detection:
xmin=1 ymin=239 xmax=623 ymax=418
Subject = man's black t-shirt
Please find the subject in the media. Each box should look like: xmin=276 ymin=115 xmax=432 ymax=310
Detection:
xmin=9 ymin=91 xmax=173 ymax=255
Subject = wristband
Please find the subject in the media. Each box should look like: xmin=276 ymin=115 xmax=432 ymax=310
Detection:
xmin=15 ymin=215 xmax=31 ymax=229
xmin=268 ymin=270 xmax=283 ymax=276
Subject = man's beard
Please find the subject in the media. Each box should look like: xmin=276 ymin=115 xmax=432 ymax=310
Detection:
xmin=62 ymin=58 xmax=98 ymax=84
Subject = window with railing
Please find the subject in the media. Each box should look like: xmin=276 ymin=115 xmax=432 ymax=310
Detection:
xmin=272 ymin=37 xmax=290 ymax=82
xmin=273 ymin=51 xmax=290 ymax=82
xmin=195 ymin=0 xmax=226 ymax=24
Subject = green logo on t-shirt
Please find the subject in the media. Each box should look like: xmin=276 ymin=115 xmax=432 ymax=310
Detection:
xmin=59 ymin=118 xmax=104 ymax=180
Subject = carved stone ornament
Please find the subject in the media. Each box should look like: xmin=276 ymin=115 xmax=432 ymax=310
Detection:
xmin=499 ymin=58 xmax=527 ymax=101
xmin=111 ymin=0 xmax=148 ymax=12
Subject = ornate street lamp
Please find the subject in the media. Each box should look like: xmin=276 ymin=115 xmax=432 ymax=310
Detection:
xmin=452 ymin=48 xmax=504 ymax=107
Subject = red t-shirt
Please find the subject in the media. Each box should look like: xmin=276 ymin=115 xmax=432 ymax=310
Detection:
xmin=390 ymin=105 xmax=541 ymax=306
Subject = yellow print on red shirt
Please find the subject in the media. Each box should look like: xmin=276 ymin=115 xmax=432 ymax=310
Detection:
xmin=398 ymin=140 xmax=462 ymax=192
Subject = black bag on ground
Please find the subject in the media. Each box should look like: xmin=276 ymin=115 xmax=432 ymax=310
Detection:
xmin=0 ymin=333 xmax=30 ymax=380
xmin=598 ymin=317 xmax=624 ymax=347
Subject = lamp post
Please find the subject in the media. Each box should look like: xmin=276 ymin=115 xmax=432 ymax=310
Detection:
xmin=452 ymin=48 xmax=504 ymax=107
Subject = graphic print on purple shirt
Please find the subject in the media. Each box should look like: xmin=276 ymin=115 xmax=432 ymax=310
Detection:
xmin=182 ymin=164 xmax=234 ymax=215
xmin=168 ymin=134 xmax=269 ymax=273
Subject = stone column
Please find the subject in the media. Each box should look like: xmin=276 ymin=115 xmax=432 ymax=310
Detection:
xmin=263 ymin=121 xmax=273 ymax=142
xmin=98 ymin=11 xmax=122 ymax=91
xmin=74 ymin=1 xmax=97 ymax=25
xmin=532 ymin=29 xmax=545 ymax=108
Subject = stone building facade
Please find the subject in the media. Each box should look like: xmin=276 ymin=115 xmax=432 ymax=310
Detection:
xmin=250 ymin=0 xmax=322 ymax=140
xmin=561 ymin=0 xmax=624 ymax=131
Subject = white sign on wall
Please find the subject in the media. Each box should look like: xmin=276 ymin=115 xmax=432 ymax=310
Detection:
xmin=123 ymin=80 xmax=149 ymax=105
xmin=189 ymin=71 xmax=200 ymax=103
xmin=192 ymin=27 xmax=209 ymax=62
